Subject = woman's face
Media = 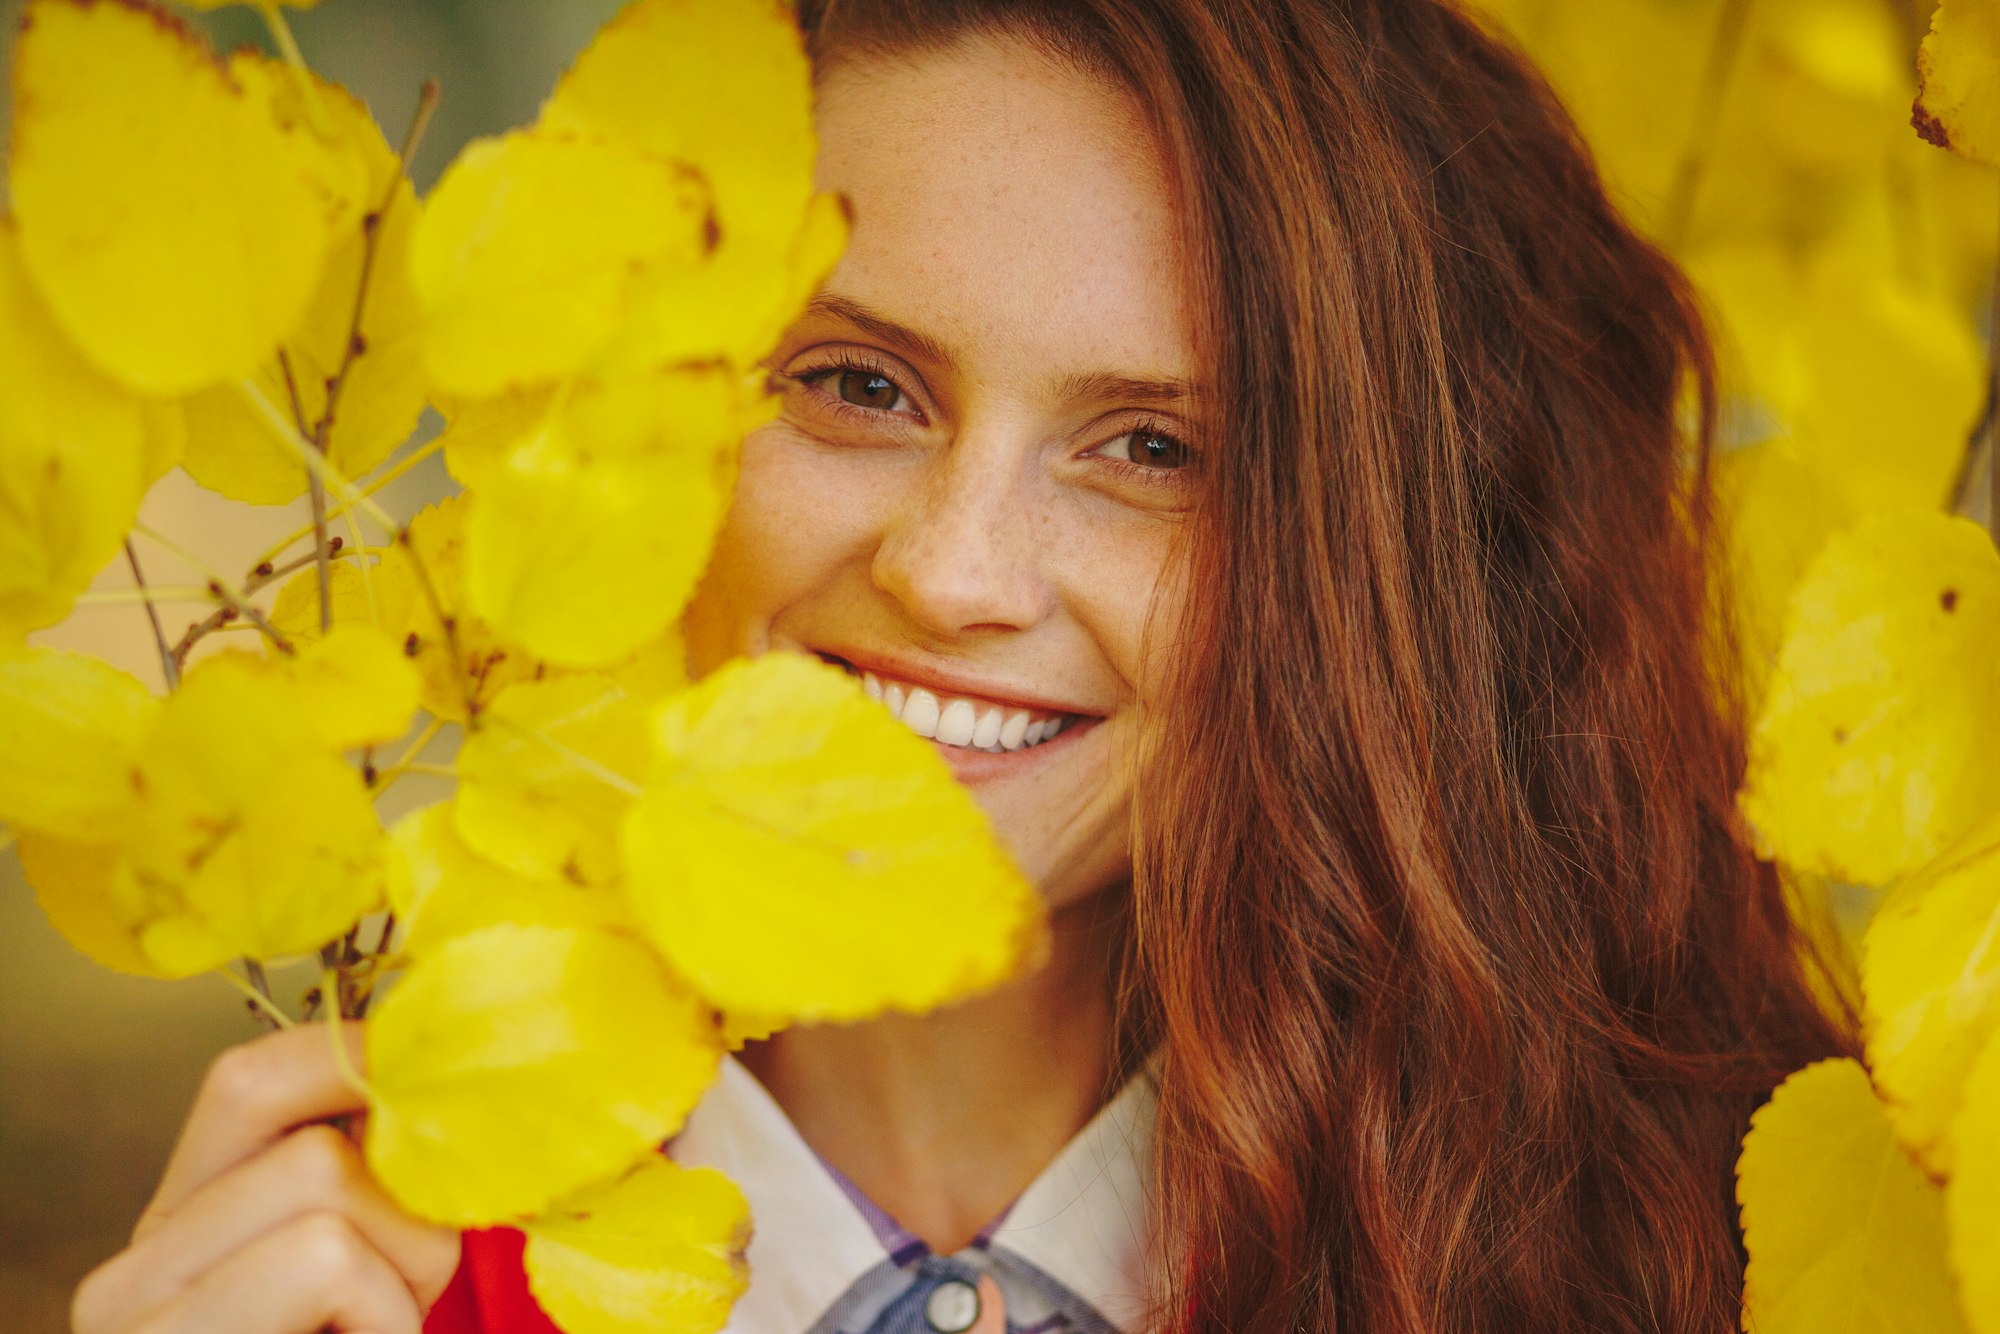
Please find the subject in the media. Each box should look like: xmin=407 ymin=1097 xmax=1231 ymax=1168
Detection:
xmin=685 ymin=33 xmax=1196 ymax=909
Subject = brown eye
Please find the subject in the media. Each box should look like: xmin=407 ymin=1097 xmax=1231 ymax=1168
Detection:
xmin=835 ymin=368 xmax=902 ymax=410
xmin=1132 ymin=430 xmax=1189 ymax=468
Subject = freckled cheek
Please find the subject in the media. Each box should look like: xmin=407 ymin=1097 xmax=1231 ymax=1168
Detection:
xmin=684 ymin=431 xmax=909 ymax=669
xmin=1055 ymin=517 xmax=1187 ymax=714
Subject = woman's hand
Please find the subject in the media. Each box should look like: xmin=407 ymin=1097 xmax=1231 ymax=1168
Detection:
xmin=72 ymin=1023 xmax=460 ymax=1334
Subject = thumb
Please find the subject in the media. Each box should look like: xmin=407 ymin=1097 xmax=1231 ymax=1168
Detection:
xmin=968 ymin=1274 xmax=1007 ymax=1334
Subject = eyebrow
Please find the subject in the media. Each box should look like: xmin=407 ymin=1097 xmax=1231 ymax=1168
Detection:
xmin=803 ymin=293 xmax=1198 ymax=410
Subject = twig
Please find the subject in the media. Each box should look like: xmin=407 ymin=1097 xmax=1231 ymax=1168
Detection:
xmin=367 ymin=717 xmax=446 ymax=789
xmin=134 ymin=523 xmax=295 ymax=657
xmin=220 ymin=965 xmax=293 ymax=1031
xmin=394 ymin=526 xmax=481 ymax=720
xmin=1661 ymin=0 xmax=1754 ymax=248
xmin=247 ymin=437 xmax=444 ymax=576
xmin=78 ymin=586 xmax=215 ymax=606
xmin=123 ymin=540 xmax=181 ymax=691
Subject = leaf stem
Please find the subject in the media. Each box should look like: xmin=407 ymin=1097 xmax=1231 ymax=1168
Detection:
xmin=255 ymin=1 xmax=329 ymax=136
xmin=1661 ymin=0 xmax=1754 ymax=248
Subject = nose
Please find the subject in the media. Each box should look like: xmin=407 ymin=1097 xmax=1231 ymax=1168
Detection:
xmin=871 ymin=430 xmax=1055 ymax=637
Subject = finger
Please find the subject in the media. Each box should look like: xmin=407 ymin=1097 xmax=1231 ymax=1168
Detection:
xmin=113 ymin=1210 xmax=421 ymax=1334
xmin=75 ymin=1124 xmax=459 ymax=1332
xmin=968 ymin=1275 xmax=1007 ymax=1334
xmin=146 ymin=1022 xmax=369 ymax=1223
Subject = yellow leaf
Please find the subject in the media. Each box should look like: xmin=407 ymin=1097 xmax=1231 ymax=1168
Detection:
xmin=1949 ymin=1032 xmax=2000 ymax=1333
xmin=1917 ymin=0 xmax=2000 ymax=165
xmin=1788 ymin=253 xmax=1984 ymax=517
xmin=378 ymin=494 xmax=544 ymax=722
xmin=1737 ymin=1058 xmax=1967 ymax=1334
xmin=465 ymin=419 xmax=729 ymax=668
xmin=364 ymin=922 xmax=723 ymax=1225
xmin=116 ymin=651 xmax=383 ymax=974
xmin=453 ymin=677 xmax=650 ymax=887
xmin=435 ymin=386 xmax=557 ymax=491
xmin=267 ymin=560 xmax=375 ymax=646
xmin=180 ymin=72 xmax=426 ymax=503
xmin=541 ymin=0 xmax=843 ymax=372
xmin=1710 ymin=441 xmax=1854 ymax=706
xmin=284 ymin=623 xmax=421 ymax=750
xmin=8 ymin=0 xmax=359 ymax=394
xmin=411 ymin=127 xmax=708 ymax=398
xmin=1865 ymin=818 xmax=2000 ymax=1177
xmin=387 ymin=803 xmax=633 ymax=957
xmin=16 ymin=832 xmax=165 ymax=978
xmin=522 ymin=1157 xmax=750 ymax=1334
xmin=622 ymin=653 xmax=1046 ymax=1022
xmin=0 ymin=223 xmax=148 ymax=642
xmin=1739 ymin=513 xmax=2000 ymax=886
xmin=0 ymin=648 xmax=157 ymax=843
xmin=542 ymin=0 xmax=813 ymax=264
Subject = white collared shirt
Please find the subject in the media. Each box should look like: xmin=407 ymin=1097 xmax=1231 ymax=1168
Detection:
xmin=669 ymin=1056 xmax=1158 ymax=1334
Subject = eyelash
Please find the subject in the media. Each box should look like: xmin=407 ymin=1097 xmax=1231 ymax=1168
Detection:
xmin=783 ymin=354 xmax=1196 ymax=493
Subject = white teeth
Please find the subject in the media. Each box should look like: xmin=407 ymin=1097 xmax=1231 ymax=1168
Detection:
xmin=999 ymin=710 xmax=1030 ymax=750
xmin=903 ymin=688 xmax=940 ymax=739
xmin=971 ymin=706 xmax=1004 ymax=749
xmin=847 ymin=662 xmax=1077 ymax=752
xmin=936 ymin=698 xmax=977 ymax=746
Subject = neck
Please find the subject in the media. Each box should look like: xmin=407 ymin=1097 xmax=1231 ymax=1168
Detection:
xmin=739 ymin=889 xmax=1123 ymax=1254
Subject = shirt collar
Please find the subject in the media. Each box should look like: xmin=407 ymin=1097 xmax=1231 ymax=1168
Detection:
xmin=669 ymin=1055 xmax=1157 ymax=1334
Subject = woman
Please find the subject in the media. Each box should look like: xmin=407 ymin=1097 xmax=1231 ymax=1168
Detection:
xmin=71 ymin=1 xmax=1850 ymax=1331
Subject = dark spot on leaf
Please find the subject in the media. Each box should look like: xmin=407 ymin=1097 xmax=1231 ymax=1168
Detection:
xmin=361 ymin=761 xmax=378 ymax=784
xmin=403 ymin=632 xmax=421 ymax=656
xmin=350 ymin=332 xmax=368 ymax=358
xmin=1833 ymin=727 xmax=1849 ymax=744
xmin=702 ymin=210 xmax=722 ymax=254
xmin=1942 ymin=588 xmax=1958 ymax=612
xmin=1912 ymin=101 xmax=1953 ymax=150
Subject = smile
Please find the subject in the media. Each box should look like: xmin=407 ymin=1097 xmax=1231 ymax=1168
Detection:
xmin=813 ymin=652 xmax=1093 ymax=753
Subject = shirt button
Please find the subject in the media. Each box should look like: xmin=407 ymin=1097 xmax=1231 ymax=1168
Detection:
xmin=924 ymin=1277 xmax=982 ymax=1333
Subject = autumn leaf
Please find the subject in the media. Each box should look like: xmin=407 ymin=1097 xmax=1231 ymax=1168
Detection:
xmin=1916 ymin=0 xmax=2000 ymax=165
xmin=622 ymin=653 xmax=1047 ymax=1023
xmin=364 ymin=923 xmax=723 ymax=1225
xmin=1737 ymin=1058 xmax=1968 ymax=1333
xmin=522 ymin=1157 xmax=750 ymax=1334
xmin=1738 ymin=513 xmax=2000 ymax=886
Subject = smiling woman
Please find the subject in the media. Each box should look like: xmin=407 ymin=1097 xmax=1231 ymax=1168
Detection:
xmin=66 ymin=1 xmax=1853 ymax=1333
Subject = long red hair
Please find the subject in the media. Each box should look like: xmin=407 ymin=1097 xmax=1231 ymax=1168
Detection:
xmin=803 ymin=2 xmax=1852 ymax=1329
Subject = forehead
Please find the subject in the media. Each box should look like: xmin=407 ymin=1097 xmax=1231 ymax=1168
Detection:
xmin=810 ymin=33 xmax=1194 ymax=389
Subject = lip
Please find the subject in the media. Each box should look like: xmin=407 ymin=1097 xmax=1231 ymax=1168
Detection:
xmin=810 ymin=646 xmax=1103 ymax=719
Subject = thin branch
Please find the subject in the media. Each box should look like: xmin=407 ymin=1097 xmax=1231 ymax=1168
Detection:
xmin=123 ymin=540 xmax=181 ymax=691
xmin=219 ymin=965 xmax=293 ymax=1031
xmin=394 ymin=526 xmax=481 ymax=720
xmin=233 ymin=380 xmax=399 ymax=532
xmin=247 ymin=437 xmax=444 ymax=576
xmin=134 ymin=523 xmax=294 ymax=657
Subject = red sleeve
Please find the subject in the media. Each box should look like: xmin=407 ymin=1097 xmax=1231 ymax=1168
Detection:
xmin=423 ymin=1228 xmax=565 ymax=1334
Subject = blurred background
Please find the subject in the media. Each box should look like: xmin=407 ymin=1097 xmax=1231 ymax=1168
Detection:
xmin=0 ymin=2 xmax=622 ymax=1327
xmin=2 ymin=0 xmax=1995 ymax=1329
